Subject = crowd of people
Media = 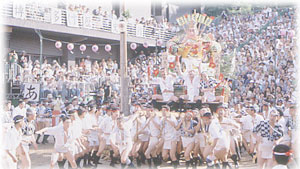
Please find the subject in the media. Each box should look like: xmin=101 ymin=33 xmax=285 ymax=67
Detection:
xmin=66 ymin=3 xmax=181 ymax=33
xmin=2 ymin=5 xmax=298 ymax=169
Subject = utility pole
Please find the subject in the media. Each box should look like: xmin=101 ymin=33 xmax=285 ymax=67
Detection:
xmin=119 ymin=1 xmax=130 ymax=115
xmin=35 ymin=29 xmax=43 ymax=64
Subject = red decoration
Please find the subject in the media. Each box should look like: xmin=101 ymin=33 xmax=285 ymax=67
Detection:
xmin=153 ymin=69 xmax=159 ymax=77
xmin=221 ymin=88 xmax=225 ymax=96
xmin=209 ymin=57 xmax=216 ymax=68
xmin=219 ymin=73 xmax=224 ymax=81
xmin=169 ymin=62 xmax=175 ymax=69
xmin=192 ymin=44 xmax=199 ymax=49
xmin=175 ymin=55 xmax=179 ymax=62
xmin=210 ymin=16 xmax=215 ymax=20
xmin=202 ymin=42 xmax=211 ymax=50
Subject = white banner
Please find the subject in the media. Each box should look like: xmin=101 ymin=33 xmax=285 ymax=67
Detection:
xmin=111 ymin=19 xmax=119 ymax=33
xmin=23 ymin=83 xmax=40 ymax=102
xmin=83 ymin=14 xmax=93 ymax=29
xmin=93 ymin=15 xmax=103 ymax=29
xmin=51 ymin=8 xmax=62 ymax=24
xmin=136 ymin=24 xmax=144 ymax=37
xmin=13 ymin=2 xmax=26 ymax=19
xmin=66 ymin=10 xmax=79 ymax=27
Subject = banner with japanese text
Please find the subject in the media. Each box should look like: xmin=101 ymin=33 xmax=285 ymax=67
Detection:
xmin=83 ymin=14 xmax=93 ymax=29
xmin=136 ymin=24 xmax=144 ymax=37
xmin=66 ymin=10 xmax=79 ymax=27
xmin=13 ymin=2 xmax=26 ymax=19
xmin=51 ymin=8 xmax=62 ymax=24
xmin=23 ymin=83 xmax=40 ymax=102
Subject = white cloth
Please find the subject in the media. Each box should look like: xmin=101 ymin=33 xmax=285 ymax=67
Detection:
xmin=12 ymin=106 xmax=26 ymax=118
xmin=71 ymin=118 xmax=83 ymax=139
xmin=82 ymin=113 xmax=97 ymax=130
xmin=45 ymin=124 xmax=75 ymax=153
xmin=195 ymin=133 xmax=206 ymax=147
xmin=259 ymin=138 xmax=274 ymax=159
xmin=272 ymin=164 xmax=288 ymax=169
xmin=240 ymin=114 xmax=264 ymax=131
xmin=147 ymin=116 xmax=161 ymax=137
xmin=110 ymin=115 xmax=136 ymax=153
xmin=162 ymin=116 xmax=177 ymax=141
xmin=181 ymin=136 xmax=195 ymax=147
xmin=137 ymin=116 xmax=150 ymax=141
xmin=183 ymin=74 xmax=201 ymax=101
xmin=99 ymin=115 xmax=116 ymax=145
xmin=158 ymin=75 xmax=175 ymax=93
xmin=4 ymin=126 xmax=22 ymax=154
xmin=209 ymin=119 xmax=230 ymax=150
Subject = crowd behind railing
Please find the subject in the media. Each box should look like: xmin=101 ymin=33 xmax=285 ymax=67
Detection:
xmin=2 ymin=2 xmax=180 ymax=41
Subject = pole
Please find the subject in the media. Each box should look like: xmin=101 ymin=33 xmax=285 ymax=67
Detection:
xmin=40 ymin=38 xmax=43 ymax=64
xmin=120 ymin=1 xmax=130 ymax=116
xmin=34 ymin=29 xmax=43 ymax=64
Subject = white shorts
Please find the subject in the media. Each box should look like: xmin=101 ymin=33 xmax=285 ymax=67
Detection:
xmin=215 ymin=133 xmax=230 ymax=151
xmin=259 ymin=138 xmax=274 ymax=159
xmin=205 ymin=92 xmax=216 ymax=102
xmin=181 ymin=136 xmax=195 ymax=148
xmin=21 ymin=143 xmax=30 ymax=153
xmin=148 ymin=136 xmax=159 ymax=148
xmin=195 ymin=133 xmax=206 ymax=147
xmin=55 ymin=144 xmax=74 ymax=153
xmin=162 ymin=93 xmax=174 ymax=102
xmin=102 ymin=134 xmax=111 ymax=145
xmin=139 ymin=134 xmax=150 ymax=142
xmin=163 ymin=136 xmax=177 ymax=150
xmin=88 ymin=132 xmax=99 ymax=147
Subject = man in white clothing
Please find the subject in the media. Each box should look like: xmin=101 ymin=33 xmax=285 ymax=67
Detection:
xmin=13 ymin=100 xmax=27 ymax=118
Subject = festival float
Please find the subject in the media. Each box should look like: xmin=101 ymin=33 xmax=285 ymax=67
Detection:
xmin=155 ymin=12 xmax=230 ymax=103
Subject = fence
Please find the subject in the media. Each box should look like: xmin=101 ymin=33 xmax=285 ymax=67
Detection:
xmin=2 ymin=2 xmax=176 ymax=42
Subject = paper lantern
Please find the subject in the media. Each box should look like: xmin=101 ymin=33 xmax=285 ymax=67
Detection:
xmin=143 ymin=42 xmax=148 ymax=48
xmin=157 ymin=39 xmax=163 ymax=46
xmin=105 ymin=44 xmax=111 ymax=52
xmin=79 ymin=44 xmax=86 ymax=52
xmin=130 ymin=43 xmax=137 ymax=50
xmin=55 ymin=41 xmax=62 ymax=49
xmin=67 ymin=43 xmax=74 ymax=54
xmin=67 ymin=43 xmax=74 ymax=51
xmin=92 ymin=44 xmax=99 ymax=52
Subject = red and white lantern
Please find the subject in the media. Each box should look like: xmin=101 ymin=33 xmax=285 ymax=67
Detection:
xmin=143 ymin=42 xmax=148 ymax=48
xmin=105 ymin=44 xmax=111 ymax=52
xmin=130 ymin=43 xmax=137 ymax=50
xmin=79 ymin=44 xmax=86 ymax=54
xmin=55 ymin=41 xmax=62 ymax=49
xmin=92 ymin=44 xmax=99 ymax=53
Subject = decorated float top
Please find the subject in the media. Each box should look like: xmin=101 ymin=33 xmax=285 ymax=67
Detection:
xmin=164 ymin=12 xmax=222 ymax=77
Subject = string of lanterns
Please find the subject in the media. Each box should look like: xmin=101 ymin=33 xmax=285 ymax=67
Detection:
xmin=52 ymin=37 xmax=164 ymax=54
